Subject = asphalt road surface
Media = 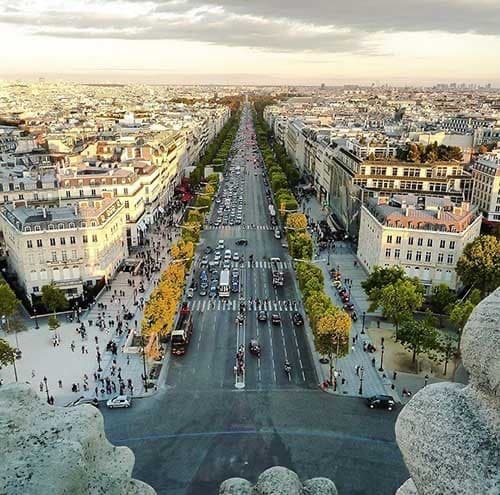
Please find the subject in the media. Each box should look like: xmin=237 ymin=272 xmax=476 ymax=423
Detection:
xmin=101 ymin=104 xmax=409 ymax=494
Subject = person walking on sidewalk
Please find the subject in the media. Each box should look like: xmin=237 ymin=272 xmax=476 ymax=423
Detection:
xmin=70 ymin=341 xmax=75 ymax=352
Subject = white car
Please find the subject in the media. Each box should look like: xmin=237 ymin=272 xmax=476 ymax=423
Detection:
xmin=232 ymin=252 xmax=240 ymax=262
xmin=187 ymin=287 xmax=194 ymax=298
xmin=106 ymin=395 xmax=131 ymax=409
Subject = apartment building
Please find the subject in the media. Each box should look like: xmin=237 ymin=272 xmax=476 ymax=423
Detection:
xmin=471 ymin=153 xmax=500 ymax=224
xmin=357 ymin=194 xmax=482 ymax=291
xmin=1 ymin=194 xmax=127 ymax=302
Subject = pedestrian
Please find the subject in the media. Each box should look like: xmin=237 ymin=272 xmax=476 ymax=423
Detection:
xmin=31 ymin=370 xmax=36 ymax=378
xmin=393 ymin=371 xmax=397 ymax=380
xmin=371 ymin=357 xmax=376 ymax=367
xmin=94 ymin=336 xmax=98 ymax=344
xmin=58 ymin=379 xmax=63 ymax=388
xmin=81 ymin=345 xmax=85 ymax=354
xmin=39 ymin=381 xmax=44 ymax=392
xmin=70 ymin=341 xmax=75 ymax=352
xmin=355 ymin=365 xmax=360 ymax=376
xmin=95 ymin=386 xmax=98 ymax=396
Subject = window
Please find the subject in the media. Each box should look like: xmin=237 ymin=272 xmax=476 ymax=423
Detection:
xmin=447 ymin=254 xmax=454 ymax=264
xmin=437 ymin=253 xmax=444 ymax=263
xmin=50 ymin=238 xmax=56 ymax=246
xmin=65 ymin=191 xmax=71 ymax=198
xmin=27 ymin=240 xmax=33 ymax=248
xmin=440 ymin=239 xmax=446 ymax=249
xmin=70 ymin=236 xmax=76 ymax=244
xmin=36 ymin=239 xmax=43 ymax=248
xmin=51 ymin=252 xmax=57 ymax=262
xmin=83 ymin=235 xmax=88 ymax=244
xmin=406 ymin=250 xmax=412 ymax=260
xmin=386 ymin=235 xmax=393 ymax=244
xmin=394 ymin=249 xmax=401 ymax=259
xmin=416 ymin=251 xmax=422 ymax=261
xmin=427 ymin=239 xmax=433 ymax=247
xmin=385 ymin=248 xmax=391 ymax=257
xmin=60 ymin=237 xmax=66 ymax=245
xmin=79 ymin=189 xmax=84 ymax=197
xmin=425 ymin=252 xmax=432 ymax=262
xmin=449 ymin=241 xmax=456 ymax=250
xmin=124 ymin=201 xmax=129 ymax=208
xmin=32 ymin=286 xmax=39 ymax=293
xmin=72 ymin=250 xmax=77 ymax=260
xmin=408 ymin=237 xmax=414 ymax=245
xmin=417 ymin=238 xmax=423 ymax=246
xmin=396 ymin=236 xmax=402 ymax=244
xmin=62 ymin=251 xmax=67 ymax=262
xmin=92 ymin=235 xmax=98 ymax=243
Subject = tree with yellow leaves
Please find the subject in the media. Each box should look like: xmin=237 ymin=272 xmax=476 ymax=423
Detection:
xmin=171 ymin=239 xmax=195 ymax=265
xmin=315 ymin=308 xmax=352 ymax=384
xmin=286 ymin=212 xmax=307 ymax=231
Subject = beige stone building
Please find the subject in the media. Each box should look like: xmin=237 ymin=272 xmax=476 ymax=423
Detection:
xmin=357 ymin=194 xmax=482 ymax=291
xmin=471 ymin=153 xmax=500 ymax=224
xmin=1 ymin=194 xmax=126 ymax=302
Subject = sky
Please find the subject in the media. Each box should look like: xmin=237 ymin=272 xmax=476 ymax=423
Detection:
xmin=1 ymin=0 xmax=500 ymax=86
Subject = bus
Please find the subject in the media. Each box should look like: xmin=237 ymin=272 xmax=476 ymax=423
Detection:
xmin=219 ymin=269 xmax=231 ymax=298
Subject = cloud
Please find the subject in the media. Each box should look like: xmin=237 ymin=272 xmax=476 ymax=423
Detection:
xmin=0 ymin=0 xmax=499 ymax=55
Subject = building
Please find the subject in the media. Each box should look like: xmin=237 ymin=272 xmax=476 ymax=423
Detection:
xmin=471 ymin=152 xmax=500 ymax=224
xmin=0 ymin=194 xmax=126 ymax=303
xmin=357 ymin=194 xmax=482 ymax=291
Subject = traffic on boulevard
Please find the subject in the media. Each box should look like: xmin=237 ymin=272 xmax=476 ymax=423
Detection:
xmin=167 ymin=104 xmax=316 ymax=391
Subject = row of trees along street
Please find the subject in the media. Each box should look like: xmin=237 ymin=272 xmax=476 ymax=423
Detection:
xmin=361 ymin=234 xmax=500 ymax=374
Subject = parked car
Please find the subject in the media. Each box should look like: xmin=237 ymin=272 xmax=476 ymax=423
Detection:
xmin=292 ymin=312 xmax=304 ymax=326
xmin=366 ymin=395 xmax=395 ymax=411
xmin=271 ymin=313 xmax=281 ymax=325
xmin=106 ymin=395 xmax=131 ymax=409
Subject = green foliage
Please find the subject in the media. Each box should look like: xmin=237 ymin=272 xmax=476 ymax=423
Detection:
xmin=430 ymin=283 xmax=457 ymax=315
xmin=41 ymin=283 xmax=68 ymax=314
xmin=0 ymin=282 xmax=20 ymax=318
xmin=397 ymin=142 xmax=463 ymax=163
xmin=362 ymin=266 xmax=406 ymax=297
xmin=0 ymin=338 xmax=16 ymax=367
xmin=48 ymin=314 xmax=60 ymax=332
xmin=398 ymin=318 xmax=440 ymax=363
xmin=456 ymin=235 xmax=500 ymax=296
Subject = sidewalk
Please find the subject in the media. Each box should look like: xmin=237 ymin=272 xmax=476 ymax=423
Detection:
xmin=0 ymin=207 xmax=184 ymax=406
xmin=301 ymin=195 xmax=399 ymax=400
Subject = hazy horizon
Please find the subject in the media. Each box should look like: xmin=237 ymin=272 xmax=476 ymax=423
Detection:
xmin=1 ymin=0 xmax=500 ymax=86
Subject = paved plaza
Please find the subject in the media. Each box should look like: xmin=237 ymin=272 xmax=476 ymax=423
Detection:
xmin=0 ymin=208 xmax=184 ymax=406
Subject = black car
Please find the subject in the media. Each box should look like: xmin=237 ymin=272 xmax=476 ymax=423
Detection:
xmin=292 ymin=312 xmax=304 ymax=326
xmin=257 ymin=310 xmax=267 ymax=322
xmin=366 ymin=395 xmax=396 ymax=411
xmin=236 ymin=238 xmax=248 ymax=246
xmin=271 ymin=313 xmax=281 ymax=325
xmin=248 ymin=339 xmax=261 ymax=357
xmin=204 ymin=246 xmax=213 ymax=254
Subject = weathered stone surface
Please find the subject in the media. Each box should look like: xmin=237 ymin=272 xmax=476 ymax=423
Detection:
xmin=303 ymin=477 xmax=339 ymax=495
xmin=218 ymin=466 xmax=338 ymax=495
xmin=396 ymin=479 xmax=418 ymax=495
xmin=218 ymin=477 xmax=253 ymax=495
xmin=395 ymin=288 xmax=500 ymax=495
xmin=0 ymin=383 xmax=156 ymax=495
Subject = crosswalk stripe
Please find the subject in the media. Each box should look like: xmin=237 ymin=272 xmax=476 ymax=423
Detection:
xmin=183 ymin=299 xmax=298 ymax=312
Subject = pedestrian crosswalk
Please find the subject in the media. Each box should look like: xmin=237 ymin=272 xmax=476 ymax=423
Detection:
xmin=205 ymin=224 xmax=273 ymax=231
xmin=199 ymin=260 xmax=291 ymax=269
xmin=186 ymin=299 xmax=298 ymax=312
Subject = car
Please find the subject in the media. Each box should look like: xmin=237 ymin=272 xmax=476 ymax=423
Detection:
xmin=366 ymin=395 xmax=396 ymax=411
xmin=199 ymin=287 xmax=208 ymax=296
xmin=274 ymin=228 xmax=281 ymax=239
xmin=218 ymin=240 xmax=225 ymax=249
xmin=65 ymin=396 xmax=99 ymax=408
xmin=106 ymin=395 xmax=131 ymax=409
xmin=248 ymin=339 xmax=261 ymax=357
xmin=231 ymin=268 xmax=239 ymax=278
xmin=223 ymin=260 xmax=231 ymax=269
xmin=204 ymin=246 xmax=213 ymax=254
xmin=236 ymin=238 xmax=248 ymax=246
xmin=257 ymin=310 xmax=267 ymax=322
xmin=224 ymin=249 xmax=232 ymax=260
xmin=292 ymin=312 xmax=304 ymax=326
xmin=186 ymin=288 xmax=194 ymax=299
xmin=271 ymin=313 xmax=281 ymax=325
xmin=232 ymin=252 xmax=240 ymax=262
xmin=214 ymin=254 xmax=221 ymax=263
xmin=231 ymin=281 xmax=239 ymax=293
xmin=200 ymin=256 xmax=208 ymax=267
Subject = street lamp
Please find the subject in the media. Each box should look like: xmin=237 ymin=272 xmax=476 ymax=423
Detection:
xmin=43 ymin=376 xmax=50 ymax=404
xmin=97 ymin=352 xmax=103 ymax=373
xmin=379 ymin=337 xmax=385 ymax=372
xmin=361 ymin=311 xmax=366 ymax=334
xmin=358 ymin=366 xmax=364 ymax=395
xmin=34 ymin=308 xmax=39 ymax=330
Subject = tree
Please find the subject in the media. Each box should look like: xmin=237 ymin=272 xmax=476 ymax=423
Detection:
xmin=456 ymin=235 xmax=500 ymax=296
xmin=47 ymin=315 xmax=60 ymax=333
xmin=361 ymin=266 xmax=407 ymax=311
xmin=0 ymin=283 xmax=20 ymax=319
xmin=41 ymin=283 xmax=68 ymax=314
xmin=378 ymin=279 xmax=424 ymax=338
xmin=449 ymin=300 xmax=475 ymax=336
xmin=398 ymin=318 xmax=440 ymax=364
xmin=286 ymin=212 xmax=307 ymax=231
xmin=315 ymin=309 xmax=352 ymax=384
xmin=0 ymin=338 xmax=16 ymax=377
xmin=430 ymin=283 xmax=457 ymax=325
xmin=437 ymin=334 xmax=459 ymax=376
xmin=302 ymin=277 xmax=324 ymax=299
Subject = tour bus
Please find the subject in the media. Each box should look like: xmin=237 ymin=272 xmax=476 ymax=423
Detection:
xmin=219 ymin=269 xmax=231 ymax=298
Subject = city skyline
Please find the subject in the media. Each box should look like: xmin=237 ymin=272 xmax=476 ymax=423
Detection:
xmin=1 ymin=0 xmax=500 ymax=86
